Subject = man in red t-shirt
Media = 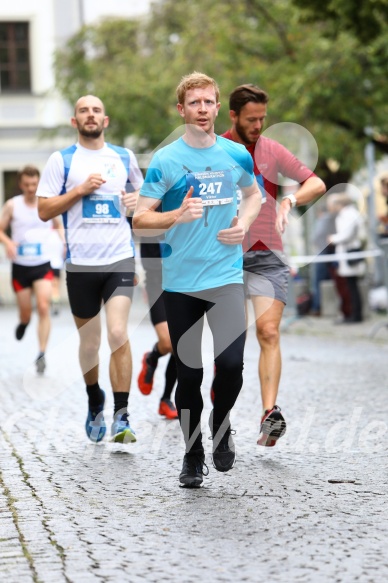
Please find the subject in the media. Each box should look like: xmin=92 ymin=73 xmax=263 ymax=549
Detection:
xmin=222 ymin=84 xmax=326 ymax=446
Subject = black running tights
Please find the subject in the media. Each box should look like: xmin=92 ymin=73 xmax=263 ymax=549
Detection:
xmin=164 ymin=284 xmax=246 ymax=452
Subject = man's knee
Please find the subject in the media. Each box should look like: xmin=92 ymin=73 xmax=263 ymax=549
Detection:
xmin=256 ymin=321 xmax=280 ymax=346
xmin=176 ymin=365 xmax=203 ymax=391
xmin=80 ymin=337 xmax=100 ymax=359
xmin=36 ymin=299 xmax=50 ymax=318
xmin=215 ymin=353 xmax=243 ymax=378
xmin=107 ymin=325 xmax=128 ymax=351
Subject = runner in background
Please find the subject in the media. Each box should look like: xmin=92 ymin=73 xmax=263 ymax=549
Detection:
xmin=0 ymin=165 xmax=63 ymax=374
xmin=37 ymin=95 xmax=143 ymax=444
xmin=138 ymin=239 xmax=178 ymax=420
xmin=222 ymin=84 xmax=326 ymax=446
xmin=48 ymin=217 xmax=66 ymax=315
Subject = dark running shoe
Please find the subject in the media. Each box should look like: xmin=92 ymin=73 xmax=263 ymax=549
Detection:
xmin=138 ymin=352 xmax=157 ymax=395
xmin=16 ymin=322 xmax=29 ymax=341
xmin=51 ymin=303 xmax=60 ymax=316
xmin=35 ymin=353 xmax=46 ymax=375
xmin=179 ymin=451 xmax=208 ymax=488
xmin=257 ymin=405 xmax=287 ymax=447
xmin=211 ymin=426 xmax=236 ymax=472
xmin=85 ymin=390 xmax=106 ymax=443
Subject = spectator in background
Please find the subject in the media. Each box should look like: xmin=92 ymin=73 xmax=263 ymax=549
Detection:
xmin=327 ymin=193 xmax=367 ymax=323
xmin=310 ymin=201 xmax=336 ymax=316
xmin=311 ymin=199 xmax=352 ymax=320
xmin=377 ymin=174 xmax=388 ymax=237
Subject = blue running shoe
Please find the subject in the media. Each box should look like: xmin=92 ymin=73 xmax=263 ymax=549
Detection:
xmin=85 ymin=390 xmax=106 ymax=443
xmin=109 ymin=413 xmax=137 ymax=444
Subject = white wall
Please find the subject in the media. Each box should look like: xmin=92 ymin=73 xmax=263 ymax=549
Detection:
xmin=0 ymin=0 xmax=153 ymax=286
xmin=82 ymin=0 xmax=151 ymax=22
xmin=0 ymin=0 xmax=152 ymax=204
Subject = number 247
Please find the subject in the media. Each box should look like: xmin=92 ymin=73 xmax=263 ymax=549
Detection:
xmin=199 ymin=182 xmax=222 ymax=195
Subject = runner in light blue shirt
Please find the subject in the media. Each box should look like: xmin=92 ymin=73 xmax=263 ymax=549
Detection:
xmin=133 ymin=72 xmax=262 ymax=488
xmin=142 ymin=135 xmax=255 ymax=292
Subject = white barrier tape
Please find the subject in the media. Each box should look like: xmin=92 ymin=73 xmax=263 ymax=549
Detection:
xmin=0 ymin=249 xmax=383 ymax=267
xmin=289 ymin=248 xmax=383 ymax=265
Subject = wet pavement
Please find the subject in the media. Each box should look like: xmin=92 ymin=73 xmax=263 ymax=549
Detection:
xmin=0 ymin=291 xmax=387 ymax=582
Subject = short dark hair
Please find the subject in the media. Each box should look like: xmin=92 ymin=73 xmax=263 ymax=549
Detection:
xmin=229 ymin=84 xmax=269 ymax=115
xmin=18 ymin=165 xmax=40 ymax=181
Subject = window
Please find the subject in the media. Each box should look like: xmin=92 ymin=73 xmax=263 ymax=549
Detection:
xmin=0 ymin=22 xmax=31 ymax=93
xmin=3 ymin=171 xmax=19 ymax=202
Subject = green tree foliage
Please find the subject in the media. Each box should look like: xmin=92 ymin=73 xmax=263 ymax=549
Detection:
xmin=289 ymin=0 xmax=388 ymax=177
xmin=54 ymin=0 xmax=388 ymax=181
xmin=291 ymin=0 xmax=388 ymax=44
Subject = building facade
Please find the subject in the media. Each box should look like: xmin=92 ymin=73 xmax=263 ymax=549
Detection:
xmin=0 ymin=0 xmax=150 ymax=301
xmin=0 ymin=0 xmax=150 ymax=205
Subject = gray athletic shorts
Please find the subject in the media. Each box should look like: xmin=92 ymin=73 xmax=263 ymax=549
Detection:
xmin=243 ymin=250 xmax=290 ymax=304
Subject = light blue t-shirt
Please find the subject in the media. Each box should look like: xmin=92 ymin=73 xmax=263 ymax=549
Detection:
xmin=140 ymin=136 xmax=255 ymax=292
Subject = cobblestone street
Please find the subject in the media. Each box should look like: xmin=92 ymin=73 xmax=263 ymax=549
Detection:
xmin=0 ymin=291 xmax=387 ymax=583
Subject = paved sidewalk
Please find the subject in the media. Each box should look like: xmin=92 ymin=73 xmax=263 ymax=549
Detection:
xmin=0 ymin=292 xmax=387 ymax=582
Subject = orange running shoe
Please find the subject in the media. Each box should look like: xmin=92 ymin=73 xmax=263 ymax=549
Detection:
xmin=159 ymin=399 xmax=178 ymax=420
xmin=137 ymin=352 xmax=156 ymax=395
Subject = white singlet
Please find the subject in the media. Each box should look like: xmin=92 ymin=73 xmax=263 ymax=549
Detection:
xmin=36 ymin=142 xmax=144 ymax=266
xmin=11 ymin=195 xmax=54 ymax=267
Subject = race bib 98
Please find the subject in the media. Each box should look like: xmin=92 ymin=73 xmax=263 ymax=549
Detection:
xmin=82 ymin=193 xmax=121 ymax=223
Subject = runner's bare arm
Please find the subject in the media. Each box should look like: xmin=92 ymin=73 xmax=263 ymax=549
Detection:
xmin=217 ymin=181 xmax=261 ymax=245
xmin=0 ymin=200 xmax=17 ymax=259
xmin=276 ymin=176 xmax=326 ymax=234
xmin=38 ymin=174 xmax=106 ymax=221
xmin=132 ymin=187 xmax=203 ymax=237
xmin=121 ymin=189 xmax=140 ymax=216
xmin=52 ymin=215 xmax=67 ymax=246
xmin=0 ymin=199 xmax=13 ymax=236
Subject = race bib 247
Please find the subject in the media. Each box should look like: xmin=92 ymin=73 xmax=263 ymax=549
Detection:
xmin=186 ymin=170 xmax=233 ymax=206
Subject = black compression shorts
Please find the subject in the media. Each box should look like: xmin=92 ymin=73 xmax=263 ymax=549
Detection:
xmin=66 ymin=257 xmax=136 ymax=319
